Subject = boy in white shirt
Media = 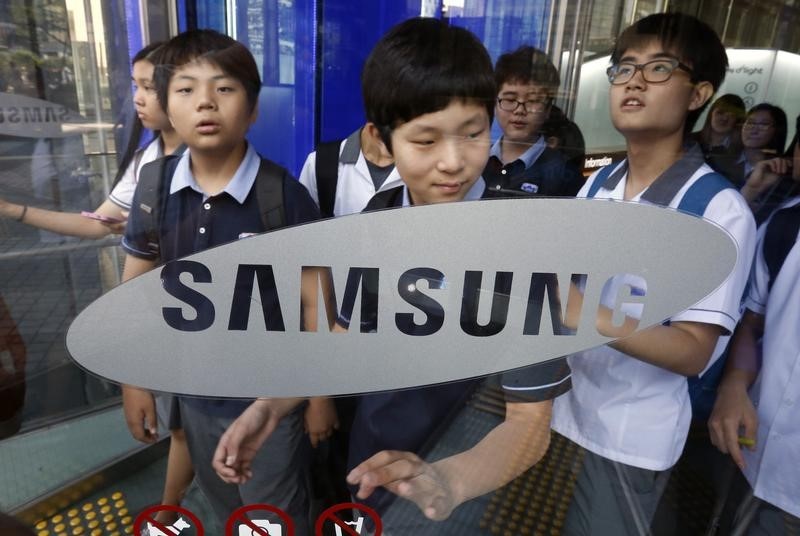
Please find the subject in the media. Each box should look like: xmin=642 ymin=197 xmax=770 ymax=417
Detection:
xmin=550 ymin=12 xmax=757 ymax=535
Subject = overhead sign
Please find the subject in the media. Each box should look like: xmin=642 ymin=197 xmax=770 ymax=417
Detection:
xmin=66 ymin=198 xmax=737 ymax=398
xmin=0 ymin=92 xmax=89 ymax=138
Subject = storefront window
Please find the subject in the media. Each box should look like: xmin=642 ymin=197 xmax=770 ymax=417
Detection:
xmin=2 ymin=1 xmax=799 ymax=535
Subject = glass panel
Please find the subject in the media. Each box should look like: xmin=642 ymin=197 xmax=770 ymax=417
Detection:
xmin=2 ymin=1 xmax=799 ymax=535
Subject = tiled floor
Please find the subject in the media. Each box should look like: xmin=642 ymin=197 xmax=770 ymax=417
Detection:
xmin=0 ymin=406 xmax=140 ymax=511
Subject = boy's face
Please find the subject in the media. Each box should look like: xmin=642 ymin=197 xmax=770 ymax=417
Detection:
xmin=166 ymin=60 xmax=256 ymax=154
xmin=390 ymin=100 xmax=490 ymax=205
xmin=132 ymin=60 xmax=168 ymax=131
xmin=495 ymin=81 xmax=551 ymax=144
xmin=609 ymin=40 xmax=711 ymax=142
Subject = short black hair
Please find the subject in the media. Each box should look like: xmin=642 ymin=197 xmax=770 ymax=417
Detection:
xmin=133 ymin=41 xmax=165 ymax=64
xmin=612 ymin=12 xmax=728 ymax=134
xmin=154 ymin=29 xmax=261 ymax=114
xmin=361 ymin=17 xmax=495 ymax=152
xmin=494 ymin=45 xmax=560 ymax=96
xmin=747 ymin=102 xmax=788 ymax=155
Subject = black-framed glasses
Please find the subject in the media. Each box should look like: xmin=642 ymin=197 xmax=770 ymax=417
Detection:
xmin=497 ymin=97 xmax=550 ymax=113
xmin=606 ymin=58 xmax=694 ymax=85
xmin=742 ymin=120 xmax=775 ymax=131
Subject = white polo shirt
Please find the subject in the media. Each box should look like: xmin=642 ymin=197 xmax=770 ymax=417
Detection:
xmin=298 ymin=129 xmax=403 ymax=216
xmin=741 ymin=196 xmax=800 ymax=518
xmin=552 ymin=158 xmax=757 ymax=471
xmin=108 ymin=138 xmax=163 ymax=210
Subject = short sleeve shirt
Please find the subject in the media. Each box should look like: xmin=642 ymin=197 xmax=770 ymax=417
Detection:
xmin=123 ymin=143 xmax=319 ymax=263
xmin=552 ymin=155 xmax=757 ymax=470
xmin=741 ymin=196 xmax=800 ymax=518
xmin=109 ymin=138 xmax=162 ymax=210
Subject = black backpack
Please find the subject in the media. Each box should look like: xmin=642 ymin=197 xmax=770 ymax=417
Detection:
xmin=135 ymin=154 xmax=288 ymax=258
xmin=762 ymin=200 xmax=800 ymax=290
xmin=314 ymin=139 xmax=343 ymax=218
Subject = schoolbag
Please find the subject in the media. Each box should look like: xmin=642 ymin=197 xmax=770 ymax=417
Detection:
xmin=314 ymin=139 xmax=343 ymax=218
xmin=762 ymin=200 xmax=800 ymax=291
xmin=135 ymin=153 xmax=287 ymax=259
xmin=362 ymin=185 xmax=405 ymax=211
xmin=586 ymin=152 xmax=737 ymax=421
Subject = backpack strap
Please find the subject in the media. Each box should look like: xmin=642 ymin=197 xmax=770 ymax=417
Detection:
xmin=363 ymin=186 xmax=404 ymax=211
xmin=675 ymin=172 xmax=733 ymax=217
xmin=586 ymin=162 xmax=620 ymax=198
xmin=315 ymin=140 xmax=343 ymax=218
xmin=135 ymin=154 xmax=182 ymax=259
xmin=763 ymin=201 xmax=800 ymax=291
xmin=254 ymin=158 xmax=289 ymax=231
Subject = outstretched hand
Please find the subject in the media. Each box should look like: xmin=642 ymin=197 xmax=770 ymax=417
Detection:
xmin=213 ymin=397 xmax=302 ymax=484
xmin=347 ymin=450 xmax=457 ymax=521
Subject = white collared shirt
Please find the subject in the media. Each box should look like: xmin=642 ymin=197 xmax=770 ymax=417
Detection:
xmin=741 ymin=196 xmax=800 ymax=518
xmin=489 ymin=135 xmax=546 ymax=168
xmin=170 ymin=142 xmax=259 ymax=203
xmin=299 ymin=130 xmax=403 ymax=216
xmin=109 ymin=138 xmax=163 ymax=210
xmin=552 ymin=160 xmax=757 ymax=470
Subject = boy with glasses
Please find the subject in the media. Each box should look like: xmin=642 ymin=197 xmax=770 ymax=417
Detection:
xmin=483 ymin=46 xmax=583 ymax=197
xmin=549 ymin=13 xmax=756 ymax=535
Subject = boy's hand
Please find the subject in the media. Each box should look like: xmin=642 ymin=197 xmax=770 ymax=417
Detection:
xmin=741 ymin=157 xmax=792 ymax=201
xmin=100 ymin=211 xmax=128 ymax=234
xmin=304 ymin=397 xmax=339 ymax=448
xmin=708 ymin=379 xmax=758 ymax=470
xmin=121 ymin=385 xmax=158 ymax=443
xmin=213 ymin=397 xmax=302 ymax=484
xmin=347 ymin=451 xmax=457 ymax=521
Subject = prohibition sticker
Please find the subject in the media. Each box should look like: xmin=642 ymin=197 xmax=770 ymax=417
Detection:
xmin=225 ymin=504 xmax=294 ymax=536
xmin=314 ymin=502 xmax=382 ymax=535
xmin=133 ymin=505 xmax=204 ymax=535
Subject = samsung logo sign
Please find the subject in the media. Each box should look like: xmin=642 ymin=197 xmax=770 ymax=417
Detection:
xmin=67 ymin=198 xmax=737 ymax=398
xmin=160 ymin=261 xmax=640 ymax=340
xmin=0 ymin=93 xmax=88 ymax=138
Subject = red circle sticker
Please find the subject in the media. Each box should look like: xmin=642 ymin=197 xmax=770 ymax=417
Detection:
xmin=314 ymin=502 xmax=382 ymax=536
xmin=134 ymin=505 xmax=204 ymax=536
xmin=225 ymin=504 xmax=295 ymax=536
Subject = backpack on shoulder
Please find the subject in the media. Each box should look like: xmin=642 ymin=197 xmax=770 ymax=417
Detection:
xmin=314 ymin=139 xmax=343 ymax=218
xmin=135 ymin=154 xmax=288 ymax=258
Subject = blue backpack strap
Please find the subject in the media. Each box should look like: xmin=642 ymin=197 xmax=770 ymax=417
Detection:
xmin=679 ymin=172 xmax=736 ymax=421
xmin=586 ymin=162 xmax=622 ymax=198
xmin=676 ymin=172 xmax=734 ymax=217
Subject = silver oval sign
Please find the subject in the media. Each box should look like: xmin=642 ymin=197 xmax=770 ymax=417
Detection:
xmin=66 ymin=198 xmax=738 ymax=398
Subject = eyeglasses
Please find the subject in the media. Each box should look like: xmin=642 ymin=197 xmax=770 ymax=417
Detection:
xmin=742 ymin=120 xmax=775 ymax=131
xmin=497 ymin=97 xmax=550 ymax=114
xmin=606 ymin=58 xmax=694 ymax=85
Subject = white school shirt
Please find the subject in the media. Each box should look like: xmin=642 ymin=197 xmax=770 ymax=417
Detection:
xmin=298 ymin=129 xmax=403 ymax=216
xmin=108 ymin=138 xmax=163 ymax=210
xmin=741 ymin=196 xmax=800 ymax=518
xmin=551 ymin=160 xmax=757 ymax=470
